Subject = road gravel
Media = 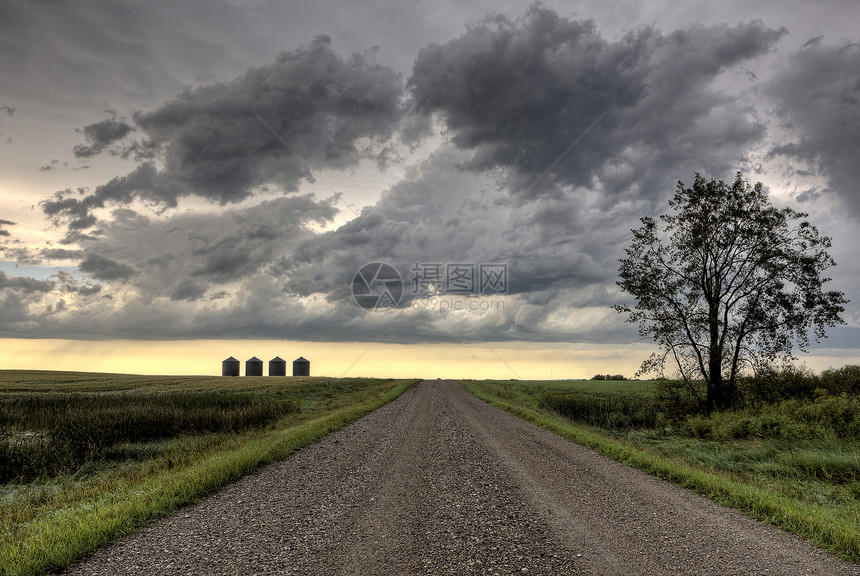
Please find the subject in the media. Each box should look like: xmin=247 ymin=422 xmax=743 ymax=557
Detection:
xmin=62 ymin=380 xmax=860 ymax=575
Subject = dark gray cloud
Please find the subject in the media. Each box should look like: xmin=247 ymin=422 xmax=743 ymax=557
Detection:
xmin=53 ymin=271 xmax=102 ymax=297
xmin=45 ymin=35 xmax=406 ymax=236
xmin=49 ymin=194 xmax=338 ymax=306
xmin=5 ymin=147 xmax=637 ymax=343
xmin=40 ymin=188 xmax=100 ymax=231
xmin=73 ymin=117 xmax=134 ymax=158
xmin=765 ymin=41 xmax=860 ymax=215
xmin=409 ymin=6 xmax=785 ymax=201
xmin=78 ymin=254 xmax=136 ymax=281
xmin=0 ymin=104 xmax=13 ymax=144
xmin=169 ymin=278 xmax=207 ymax=301
xmin=0 ymin=290 xmax=38 ymax=328
xmin=38 ymin=159 xmax=68 ymax=172
xmin=272 ymin=146 xmax=638 ymax=343
xmin=5 ymin=4 xmax=859 ymax=351
xmin=0 ymin=0 xmax=273 ymax=114
xmin=180 ymin=195 xmax=337 ymax=283
xmin=40 ymin=248 xmax=84 ymax=261
xmin=73 ymin=284 xmax=102 ymax=296
xmin=0 ymin=220 xmax=14 ymax=237
xmin=0 ymin=269 xmax=56 ymax=335
xmin=802 ymin=35 xmax=824 ymax=49
xmin=0 ymin=271 xmax=53 ymax=293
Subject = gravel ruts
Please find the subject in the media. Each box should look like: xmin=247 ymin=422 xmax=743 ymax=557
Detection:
xmin=63 ymin=380 xmax=860 ymax=575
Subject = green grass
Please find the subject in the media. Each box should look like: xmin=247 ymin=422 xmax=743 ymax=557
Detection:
xmin=460 ymin=379 xmax=860 ymax=563
xmin=0 ymin=371 xmax=416 ymax=576
xmin=0 ymin=390 xmax=301 ymax=482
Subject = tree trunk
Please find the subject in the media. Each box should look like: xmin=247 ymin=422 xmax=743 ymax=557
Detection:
xmin=708 ymin=301 xmax=722 ymax=415
xmin=721 ymin=377 xmax=737 ymax=411
xmin=705 ymin=383 xmax=715 ymax=416
xmin=708 ymin=355 xmax=724 ymax=414
xmin=710 ymin=358 xmax=731 ymax=412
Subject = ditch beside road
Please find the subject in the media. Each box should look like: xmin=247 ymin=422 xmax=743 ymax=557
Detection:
xmin=63 ymin=380 xmax=860 ymax=575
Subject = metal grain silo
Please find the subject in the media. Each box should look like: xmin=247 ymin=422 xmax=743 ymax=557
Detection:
xmin=246 ymin=356 xmax=263 ymax=376
xmin=222 ymin=356 xmax=240 ymax=377
xmin=293 ymin=356 xmax=310 ymax=376
xmin=269 ymin=356 xmax=286 ymax=376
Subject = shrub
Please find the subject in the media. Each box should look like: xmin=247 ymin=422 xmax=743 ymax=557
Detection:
xmin=681 ymin=415 xmax=713 ymax=438
xmin=672 ymin=395 xmax=860 ymax=442
xmin=736 ymin=364 xmax=820 ymax=406
xmin=790 ymin=395 xmax=860 ymax=439
xmin=820 ymin=365 xmax=860 ymax=396
xmin=654 ymin=378 xmax=706 ymax=420
xmin=539 ymin=392 xmax=657 ymax=429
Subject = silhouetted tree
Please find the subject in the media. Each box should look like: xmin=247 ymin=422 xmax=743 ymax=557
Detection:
xmin=615 ymin=172 xmax=846 ymax=414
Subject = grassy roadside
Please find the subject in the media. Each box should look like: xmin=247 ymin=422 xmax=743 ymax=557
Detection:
xmin=460 ymin=379 xmax=860 ymax=563
xmin=1 ymin=374 xmax=416 ymax=576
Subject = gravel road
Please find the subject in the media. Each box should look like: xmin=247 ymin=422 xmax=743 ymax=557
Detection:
xmin=63 ymin=380 xmax=860 ymax=575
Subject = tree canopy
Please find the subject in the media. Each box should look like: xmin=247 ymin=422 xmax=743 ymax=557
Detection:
xmin=615 ymin=172 xmax=847 ymax=413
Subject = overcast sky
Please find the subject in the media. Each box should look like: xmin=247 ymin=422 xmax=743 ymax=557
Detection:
xmin=1 ymin=0 xmax=859 ymax=374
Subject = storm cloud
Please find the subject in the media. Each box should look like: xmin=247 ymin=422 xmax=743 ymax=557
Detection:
xmin=54 ymin=271 xmax=101 ymax=297
xmin=275 ymin=146 xmax=637 ymax=342
xmin=765 ymin=41 xmax=860 ymax=216
xmin=3 ymin=3 xmax=857 ymax=352
xmin=78 ymin=254 xmax=136 ymax=281
xmin=73 ymin=117 xmax=134 ymax=158
xmin=409 ymin=6 xmax=785 ymax=201
xmin=45 ymin=35 xmax=406 ymax=234
xmin=53 ymin=193 xmax=339 ymax=306
xmin=0 ymin=271 xmax=53 ymax=293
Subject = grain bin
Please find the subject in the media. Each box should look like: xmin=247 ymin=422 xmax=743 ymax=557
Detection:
xmin=293 ymin=356 xmax=310 ymax=376
xmin=222 ymin=356 xmax=240 ymax=377
xmin=246 ymin=356 xmax=264 ymax=377
xmin=269 ymin=356 xmax=286 ymax=376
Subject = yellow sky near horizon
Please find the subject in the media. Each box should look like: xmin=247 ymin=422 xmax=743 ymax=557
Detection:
xmin=0 ymin=338 xmax=658 ymax=380
xmin=1 ymin=338 xmax=858 ymax=380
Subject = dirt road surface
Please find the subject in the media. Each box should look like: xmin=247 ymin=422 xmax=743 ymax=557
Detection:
xmin=63 ymin=380 xmax=860 ymax=575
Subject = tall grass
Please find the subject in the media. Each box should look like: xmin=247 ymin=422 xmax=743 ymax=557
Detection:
xmin=539 ymin=391 xmax=658 ymax=429
xmin=680 ymin=395 xmax=860 ymax=442
xmin=0 ymin=391 xmax=299 ymax=482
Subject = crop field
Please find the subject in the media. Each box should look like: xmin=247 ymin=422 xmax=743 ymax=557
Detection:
xmin=462 ymin=376 xmax=860 ymax=561
xmin=0 ymin=370 xmax=416 ymax=576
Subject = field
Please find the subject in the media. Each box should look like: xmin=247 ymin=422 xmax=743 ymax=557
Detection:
xmin=462 ymin=377 xmax=860 ymax=562
xmin=0 ymin=371 xmax=416 ymax=576
xmin=5 ymin=371 xmax=859 ymax=573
